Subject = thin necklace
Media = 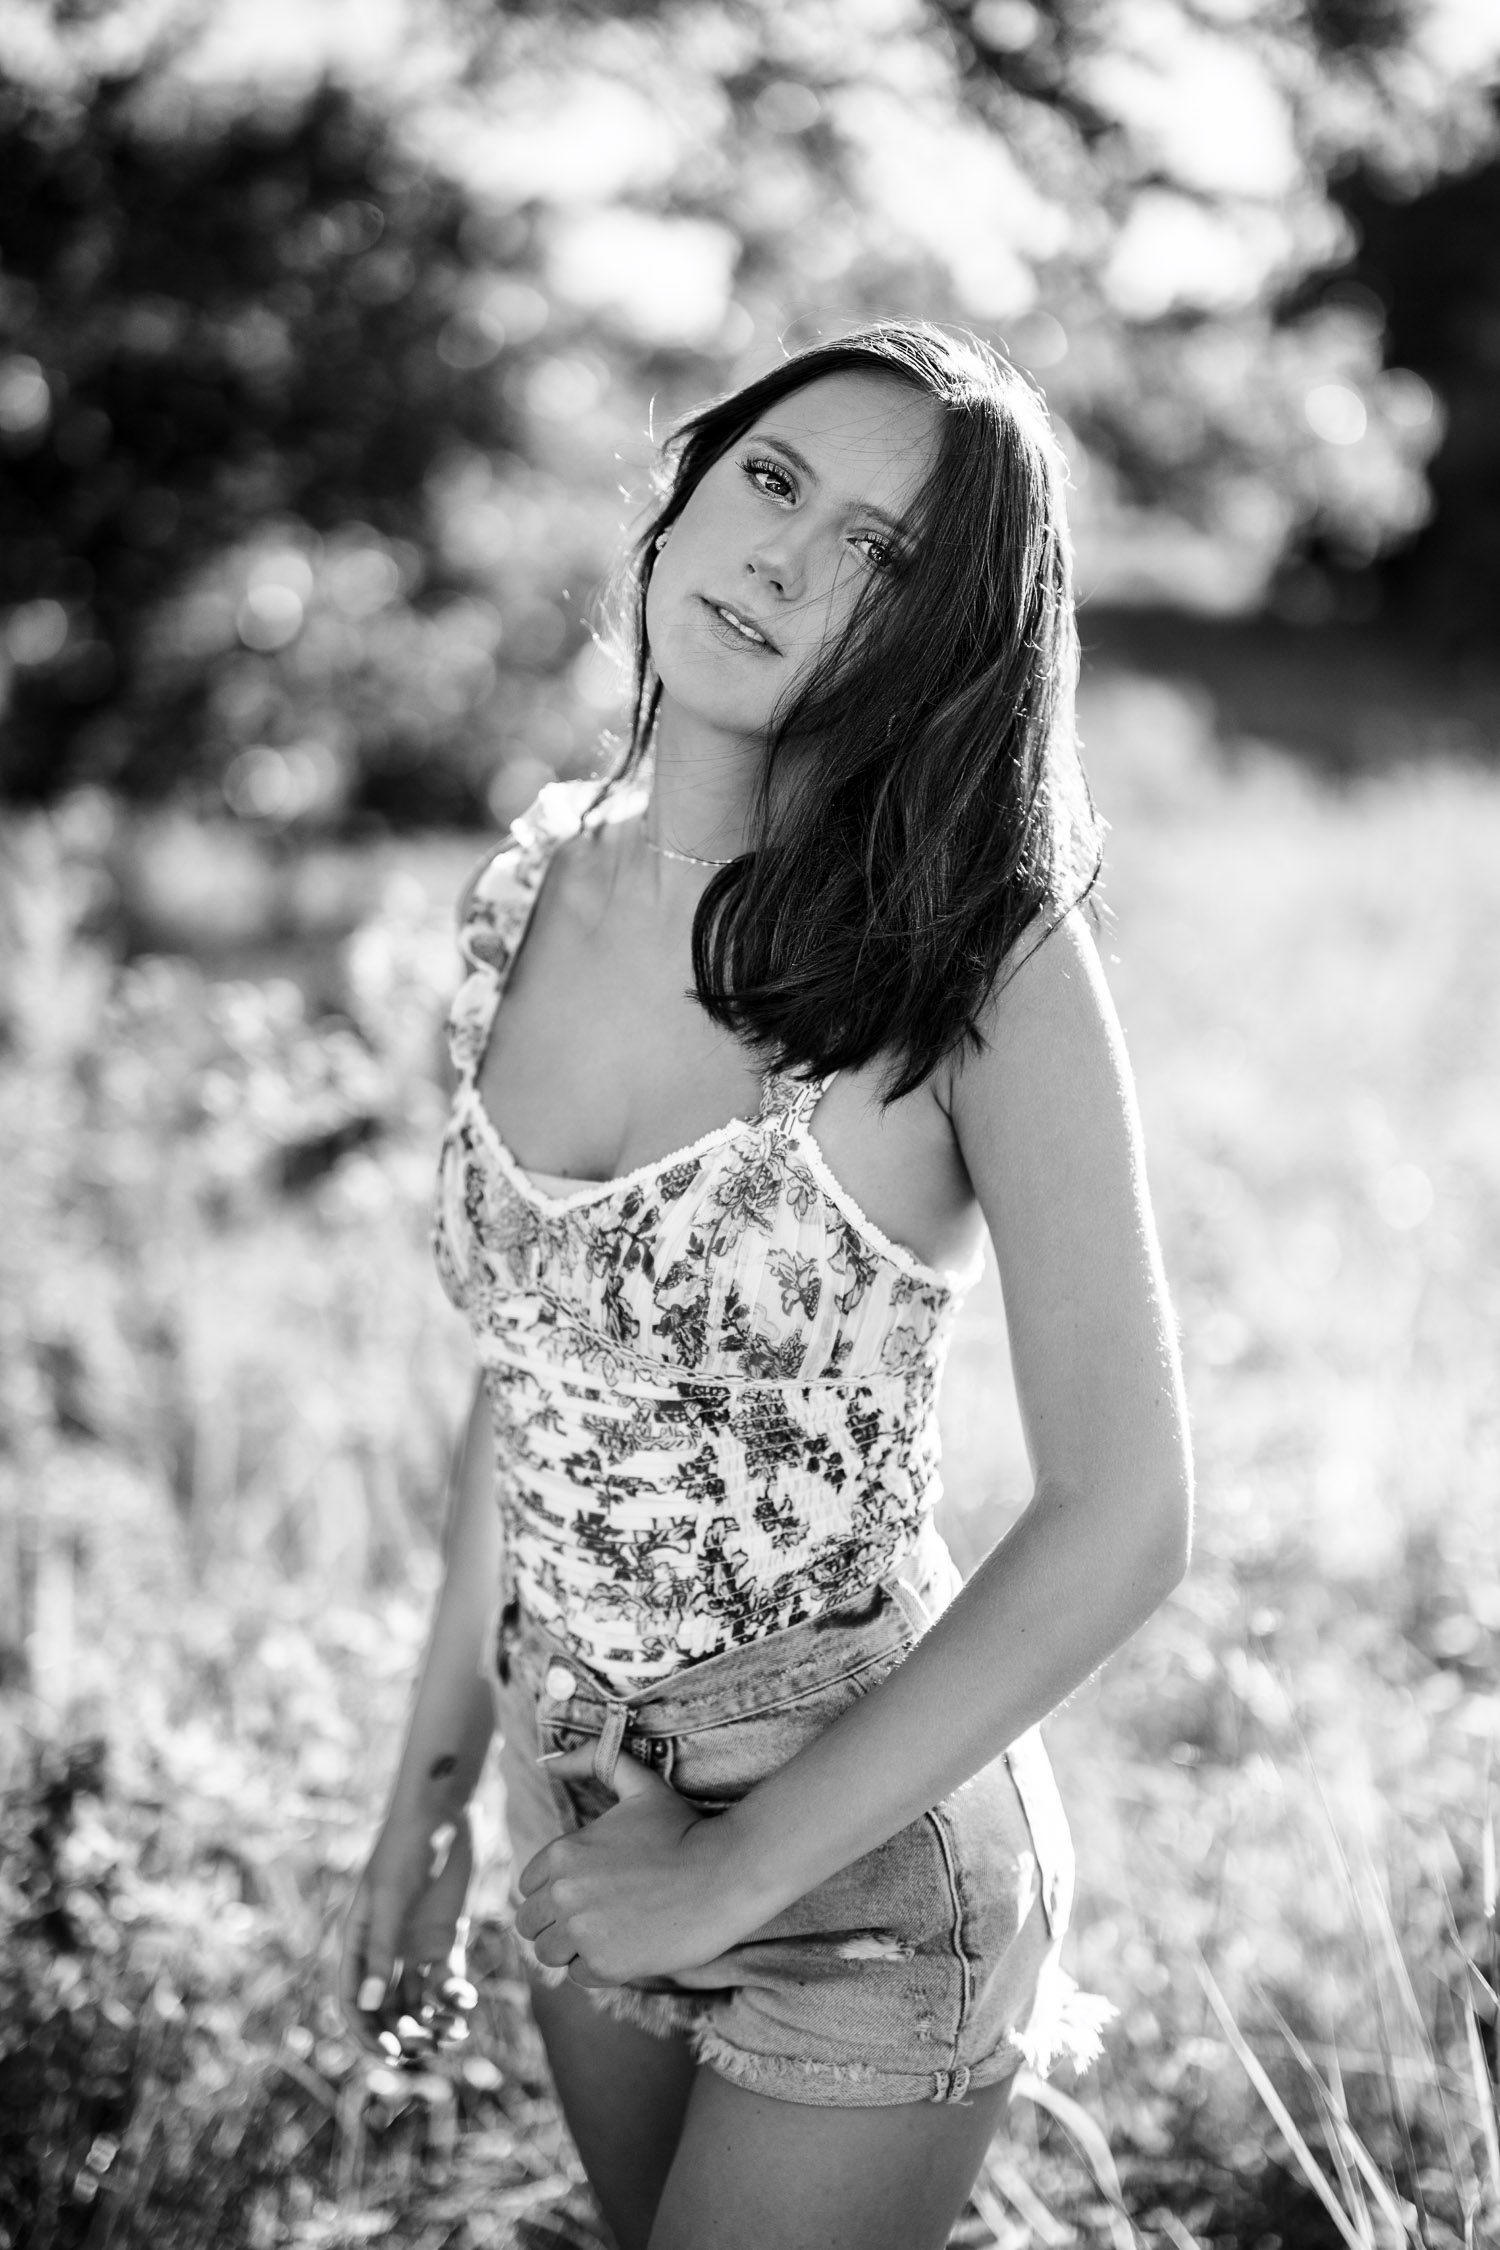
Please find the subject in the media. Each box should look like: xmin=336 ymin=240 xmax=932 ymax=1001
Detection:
xmin=641 ymin=828 xmax=738 ymax=870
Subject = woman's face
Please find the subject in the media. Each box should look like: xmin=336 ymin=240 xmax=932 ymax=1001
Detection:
xmin=644 ymin=369 xmax=943 ymax=754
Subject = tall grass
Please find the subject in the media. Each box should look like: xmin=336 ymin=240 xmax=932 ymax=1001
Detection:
xmin=1 ymin=670 xmax=1496 ymax=2247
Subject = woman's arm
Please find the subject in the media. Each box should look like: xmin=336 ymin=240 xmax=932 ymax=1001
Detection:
xmin=339 ymin=1374 xmax=501 ymax=2043
xmin=382 ymin=1372 xmax=501 ymax=1823
xmin=517 ymin=914 xmax=1192 ymax=1982
xmin=710 ymin=911 xmax=1191 ymax=1915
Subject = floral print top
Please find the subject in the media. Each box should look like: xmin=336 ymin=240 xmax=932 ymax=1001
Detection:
xmin=432 ymin=781 xmax=985 ymax=1690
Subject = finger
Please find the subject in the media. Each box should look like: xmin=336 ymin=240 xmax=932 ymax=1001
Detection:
xmin=393 ymin=2008 xmax=435 ymax=2058
xmin=531 ymin=1928 xmax=579 ymax=1970
xmin=354 ymin=1971 xmax=394 ymax=2029
xmin=535 ymin=1744 xmax=594 ymax=1779
xmin=514 ymin=1894 xmax=554 ymax=1941
xmin=344 ymin=1969 xmax=393 ymax=2054
xmin=603 ymin=1750 xmax=672 ymax=1802
xmin=420 ymin=1954 xmax=477 ymax=2052
xmin=357 ymin=1887 xmax=405 ymax=2016
xmin=445 ymin=1915 xmax=471 ymax=1985
xmin=517 ymin=1843 xmax=561 ymax=1898
xmin=338 ymin=1892 xmax=377 ymax=2020
xmin=567 ymin=1960 xmax=620 ymax=1990
xmin=540 ymin=1742 xmax=673 ymax=1802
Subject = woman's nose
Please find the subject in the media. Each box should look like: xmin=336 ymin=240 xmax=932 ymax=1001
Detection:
xmin=745 ymin=521 xmax=808 ymax=598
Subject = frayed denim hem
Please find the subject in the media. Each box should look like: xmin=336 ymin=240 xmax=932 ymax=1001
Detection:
xmin=691 ymin=2024 xmax=884 ymax=2102
xmin=689 ymin=2022 xmax=1027 ymax=2109
xmin=518 ymin=1964 xmax=707 ymax=2043
xmin=517 ymin=1951 xmax=1102 ymax=2108
xmin=513 ymin=1939 xmax=702 ymax=2034
xmin=584 ymin=1980 xmax=703 ymax=2038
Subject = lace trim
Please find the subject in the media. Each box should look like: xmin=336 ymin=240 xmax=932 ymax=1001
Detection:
xmin=462 ymin=1080 xmax=763 ymax=1216
xmin=792 ymin=1131 xmax=986 ymax=1295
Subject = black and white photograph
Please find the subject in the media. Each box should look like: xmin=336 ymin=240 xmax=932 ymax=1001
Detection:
xmin=1 ymin=3 xmax=1497 ymax=2245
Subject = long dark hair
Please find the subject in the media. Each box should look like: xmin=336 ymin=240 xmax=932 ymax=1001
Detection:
xmin=603 ymin=320 xmax=1101 ymax=1103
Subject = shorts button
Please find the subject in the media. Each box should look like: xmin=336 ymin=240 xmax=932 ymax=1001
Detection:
xmin=543 ymin=1662 xmax=578 ymax=1702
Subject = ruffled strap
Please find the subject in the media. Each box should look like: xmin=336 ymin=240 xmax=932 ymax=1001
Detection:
xmin=454 ymin=778 xmax=600 ymax=973
xmin=759 ymin=1069 xmax=838 ymax=1132
xmin=446 ymin=779 xmax=603 ymax=1081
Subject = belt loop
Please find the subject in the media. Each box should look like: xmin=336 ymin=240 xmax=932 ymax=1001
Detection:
xmin=593 ymin=1699 xmax=628 ymax=1789
xmin=884 ymin=1522 xmax=961 ymax=1638
xmin=882 ymin=1570 xmax=932 ymax=1637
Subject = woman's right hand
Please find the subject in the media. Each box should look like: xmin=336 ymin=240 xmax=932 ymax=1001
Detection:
xmin=339 ymin=1804 xmax=478 ymax=2060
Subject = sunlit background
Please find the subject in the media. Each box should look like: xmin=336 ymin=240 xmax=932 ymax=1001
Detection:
xmin=2 ymin=3 xmax=1497 ymax=2245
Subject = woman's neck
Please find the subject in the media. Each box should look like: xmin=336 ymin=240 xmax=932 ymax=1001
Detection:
xmin=646 ymin=700 xmax=760 ymax=862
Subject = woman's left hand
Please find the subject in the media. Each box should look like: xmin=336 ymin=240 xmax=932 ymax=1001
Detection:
xmin=514 ymin=1747 xmax=761 ymax=1989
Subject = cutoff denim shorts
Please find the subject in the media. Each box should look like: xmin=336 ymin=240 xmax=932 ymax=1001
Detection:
xmin=485 ymin=1526 xmax=1077 ymax=2108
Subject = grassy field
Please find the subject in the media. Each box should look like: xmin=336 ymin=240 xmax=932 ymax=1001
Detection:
xmin=1 ymin=660 xmax=1496 ymax=2248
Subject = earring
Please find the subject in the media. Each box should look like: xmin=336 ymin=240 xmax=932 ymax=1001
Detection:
xmin=654 ymin=529 xmax=671 ymax=551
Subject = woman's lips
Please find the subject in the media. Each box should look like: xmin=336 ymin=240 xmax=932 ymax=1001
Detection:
xmin=699 ymin=596 xmax=779 ymax=654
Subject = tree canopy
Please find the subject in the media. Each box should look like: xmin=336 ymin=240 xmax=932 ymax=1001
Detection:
xmin=0 ymin=0 xmax=1494 ymax=823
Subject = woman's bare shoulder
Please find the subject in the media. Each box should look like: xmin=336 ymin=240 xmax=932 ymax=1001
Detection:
xmin=987 ymin=906 xmax=1113 ymax=1037
xmin=944 ymin=908 xmax=1127 ymax=1122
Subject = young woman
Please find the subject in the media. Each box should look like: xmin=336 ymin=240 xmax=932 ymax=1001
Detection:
xmin=340 ymin=321 xmax=1192 ymax=2250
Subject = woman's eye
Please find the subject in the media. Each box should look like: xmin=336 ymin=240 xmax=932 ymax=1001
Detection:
xmin=743 ymin=455 xmax=796 ymax=502
xmin=853 ymin=533 xmax=896 ymax=570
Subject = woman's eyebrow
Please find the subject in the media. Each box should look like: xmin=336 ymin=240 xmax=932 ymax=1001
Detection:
xmin=753 ymin=433 xmax=913 ymax=537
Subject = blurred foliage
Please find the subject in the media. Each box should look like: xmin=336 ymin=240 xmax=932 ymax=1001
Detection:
xmin=1282 ymin=115 xmax=1500 ymax=647
xmin=0 ymin=809 xmax=468 ymax=1627
xmin=0 ymin=69 xmax=556 ymax=822
xmin=0 ymin=0 xmax=1495 ymax=826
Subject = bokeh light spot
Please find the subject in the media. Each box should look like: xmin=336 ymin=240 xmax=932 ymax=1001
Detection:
xmin=0 ymin=356 xmax=51 ymax=436
xmin=6 ymin=599 xmax=70 ymax=664
xmin=526 ymin=358 xmax=605 ymax=420
xmin=325 ymin=545 xmax=402 ymax=618
xmin=753 ymin=81 xmax=822 ymax=134
xmin=1375 ymin=1163 xmax=1434 ymax=1230
xmin=1304 ymin=382 xmax=1368 ymax=446
xmin=1377 ymin=368 xmax=1435 ymax=430
xmin=237 ymin=584 xmax=306 ymax=652
xmin=223 ymin=741 xmax=338 ymax=822
xmin=972 ymin=0 xmax=1041 ymax=51
xmin=1009 ymin=310 xmax=1068 ymax=369
xmin=250 ymin=550 xmax=315 ymax=601
xmin=436 ymin=309 xmax=507 ymax=369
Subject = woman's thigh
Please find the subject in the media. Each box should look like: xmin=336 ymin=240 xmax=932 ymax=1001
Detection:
xmin=647 ymin=2068 xmax=1011 ymax=2250
xmin=527 ymin=1973 xmax=697 ymax=2250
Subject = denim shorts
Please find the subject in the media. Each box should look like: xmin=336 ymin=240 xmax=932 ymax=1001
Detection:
xmin=485 ymin=1529 xmax=1078 ymax=2108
